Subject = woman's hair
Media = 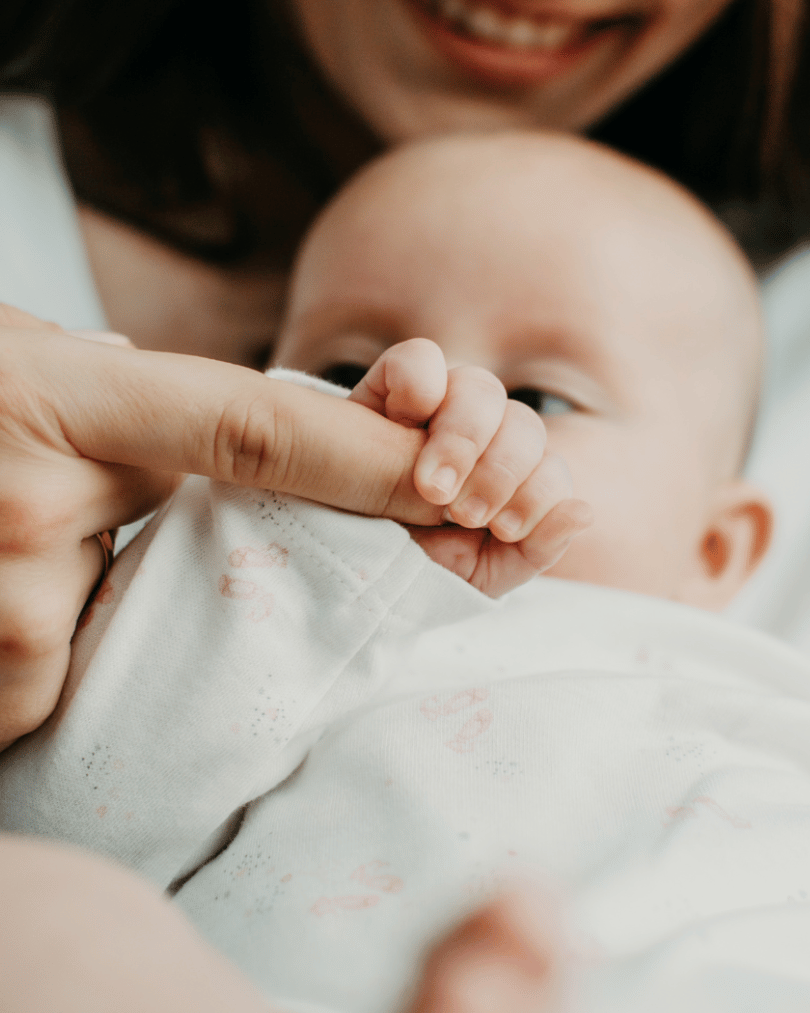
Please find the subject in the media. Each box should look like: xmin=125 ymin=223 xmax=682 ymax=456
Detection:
xmin=1 ymin=0 xmax=807 ymax=263
xmin=592 ymin=0 xmax=810 ymax=260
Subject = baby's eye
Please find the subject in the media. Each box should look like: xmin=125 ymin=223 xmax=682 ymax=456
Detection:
xmin=319 ymin=362 xmax=369 ymax=389
xmin=508 ymin=387 xmax=575 ymax=416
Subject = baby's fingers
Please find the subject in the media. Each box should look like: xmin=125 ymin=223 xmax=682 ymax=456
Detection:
xmin=517 ymin=498 xmax=594 ymax=573
xmin=446 ymin=399 xmax=547 ymax=528
xmin=488 ymin=452 xmax=576 ymax=543
xmin=414 ymin=366 xmax=507 ymax=505
xmin=348 ymin=338 xmax=447 ymax=427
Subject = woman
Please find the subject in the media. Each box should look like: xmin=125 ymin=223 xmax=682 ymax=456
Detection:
xmin=0 ymin=0 xmax=808 ymax=1007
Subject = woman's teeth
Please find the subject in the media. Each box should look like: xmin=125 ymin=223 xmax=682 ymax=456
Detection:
xmin=429 ymin=0 xmax=576 ymax=49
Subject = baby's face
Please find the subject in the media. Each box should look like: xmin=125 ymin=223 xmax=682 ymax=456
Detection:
xmin=275 ymin=135 xmax=765 ymax=604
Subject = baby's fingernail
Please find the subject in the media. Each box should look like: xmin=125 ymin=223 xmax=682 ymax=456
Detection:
xmin=494 ymin=509 xmax=522 ymax=537
xmin=429 ymin=465 xmax=458 ymax=497
xmin=459 ymin=496 xmax=489 ymax=527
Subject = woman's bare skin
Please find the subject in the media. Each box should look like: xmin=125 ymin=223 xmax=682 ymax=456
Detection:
xmin=0 ymin=834 xmax=565 ymax=1013
xmin=78 ymin=207 xmax=286 ymax=369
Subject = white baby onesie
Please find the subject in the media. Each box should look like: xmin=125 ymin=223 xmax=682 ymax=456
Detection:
xmin=4 ymin=443 xmax=810 ymax=1013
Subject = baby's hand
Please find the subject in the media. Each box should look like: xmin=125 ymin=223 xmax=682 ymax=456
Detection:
xmin=348 ymin=339 xmax=592 ymax=597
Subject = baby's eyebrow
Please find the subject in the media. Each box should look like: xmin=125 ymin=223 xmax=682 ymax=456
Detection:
xmin=293 ymin=300 xmax=405 ymax=344
xmin=502 ymin=326 xmax=617 ymax=380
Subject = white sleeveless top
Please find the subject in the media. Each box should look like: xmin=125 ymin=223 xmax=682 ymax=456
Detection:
xmin=0 ymin=95 xmax=105 ymax=328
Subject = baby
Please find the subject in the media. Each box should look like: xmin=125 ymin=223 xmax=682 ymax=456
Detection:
xmin=6 ymin=134 xmax=810 ymax=1013
xmin=273 ymin=130 xmax=770 ymax=608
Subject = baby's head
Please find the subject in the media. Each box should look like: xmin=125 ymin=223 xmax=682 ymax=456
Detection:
xmin=274 ymin=132 xmax=771 ymax=609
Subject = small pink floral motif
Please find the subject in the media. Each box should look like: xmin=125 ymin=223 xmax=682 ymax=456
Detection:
xmin=664 ymin=795 xmax=751 ymax=829
xmin=420 ymin=688 xmax=490 ymax=720
xmin=228 ymin=543 xmax=288 ymax=569
xmin=218 ymin=575 xmax=274 ymax=621
xmin=445 ymin=708 xmax=493 ymax=753
xmin=350 ymin=861 xmax=403 ymax=894
xmin=310 ymin=895 xmax=380 ymax=916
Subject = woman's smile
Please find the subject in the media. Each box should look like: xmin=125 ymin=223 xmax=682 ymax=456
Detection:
xmin=290 ymin=0 xmax=735 ymax=138
xmin=407 ymin=0 xmax=644 ymax=87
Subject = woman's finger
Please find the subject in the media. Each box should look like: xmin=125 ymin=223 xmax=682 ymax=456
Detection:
xmin=5 ymin=330 xmax=440 ymax=525
xmin=414 ymin=365 xmax=507 ymax=506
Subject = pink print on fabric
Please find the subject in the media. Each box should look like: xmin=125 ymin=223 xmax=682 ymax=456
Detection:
xmin=228 ymin=543 xmax=288 ymax=569
xmin=664 ymin=795 xmax=751 ymax=829
xmin=445 ymin=708 xmax=494 ymax=753
xmin=311 ymin=860 xmax=405 ymax=915
xmin=310 ymin=895 xmax=380 ymax=916
xmin=218 ymin=575 xmax=274 ymax=621
xmin=420 ymin=687 xmax=490 ymax=720
xmin=350 ymin=862 xmax=404 ymax=894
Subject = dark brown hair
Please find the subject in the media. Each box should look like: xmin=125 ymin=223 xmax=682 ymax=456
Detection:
xmin=1 ymin=0 xmax=807 ymax=264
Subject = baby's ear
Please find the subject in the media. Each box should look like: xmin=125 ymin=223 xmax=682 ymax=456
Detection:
xmin=677 ymin=480 xmax=773 ymax=611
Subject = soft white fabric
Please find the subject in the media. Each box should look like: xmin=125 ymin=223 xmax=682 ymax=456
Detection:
xmin=0 ymin=96 xmax=106 ymax=328
xmin=5 ymin=94 xmax=810 ymax=1012
xmin=4 ymin=461 xmax=810 ymax=1012
xmin=725 ymin=245 xmax=810 ymax=651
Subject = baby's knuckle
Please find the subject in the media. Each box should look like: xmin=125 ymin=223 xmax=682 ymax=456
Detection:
xmin=443 ymin=429 xmax=483 ymax=465
xmin=483 ymin=454 xmax=524 ymax=489
xmin=456 ymin=366 xmax=505 ymax=398
xmin=525 ymin=469 xmax=558 ymax=507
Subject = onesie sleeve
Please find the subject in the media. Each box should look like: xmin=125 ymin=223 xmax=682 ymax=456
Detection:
xmin=0 ymin=390 xmax=493 ymax=888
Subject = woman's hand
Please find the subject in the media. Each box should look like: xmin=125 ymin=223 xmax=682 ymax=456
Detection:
xmin=0 ymin=307 xmax=177 ymax=748
xmin=0 ymin=309 xmax=441 ymax=751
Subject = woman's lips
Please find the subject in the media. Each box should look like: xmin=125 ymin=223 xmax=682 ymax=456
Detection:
xmin=408 ymin=0 xmax=639 ymax=87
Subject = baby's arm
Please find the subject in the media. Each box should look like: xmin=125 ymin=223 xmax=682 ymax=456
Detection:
xmin=348 ymin=339 xmax=593 ymax=597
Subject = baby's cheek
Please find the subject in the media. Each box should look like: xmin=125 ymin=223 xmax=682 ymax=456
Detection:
xmin=542 ymin=515 xmax=681 ymax=598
